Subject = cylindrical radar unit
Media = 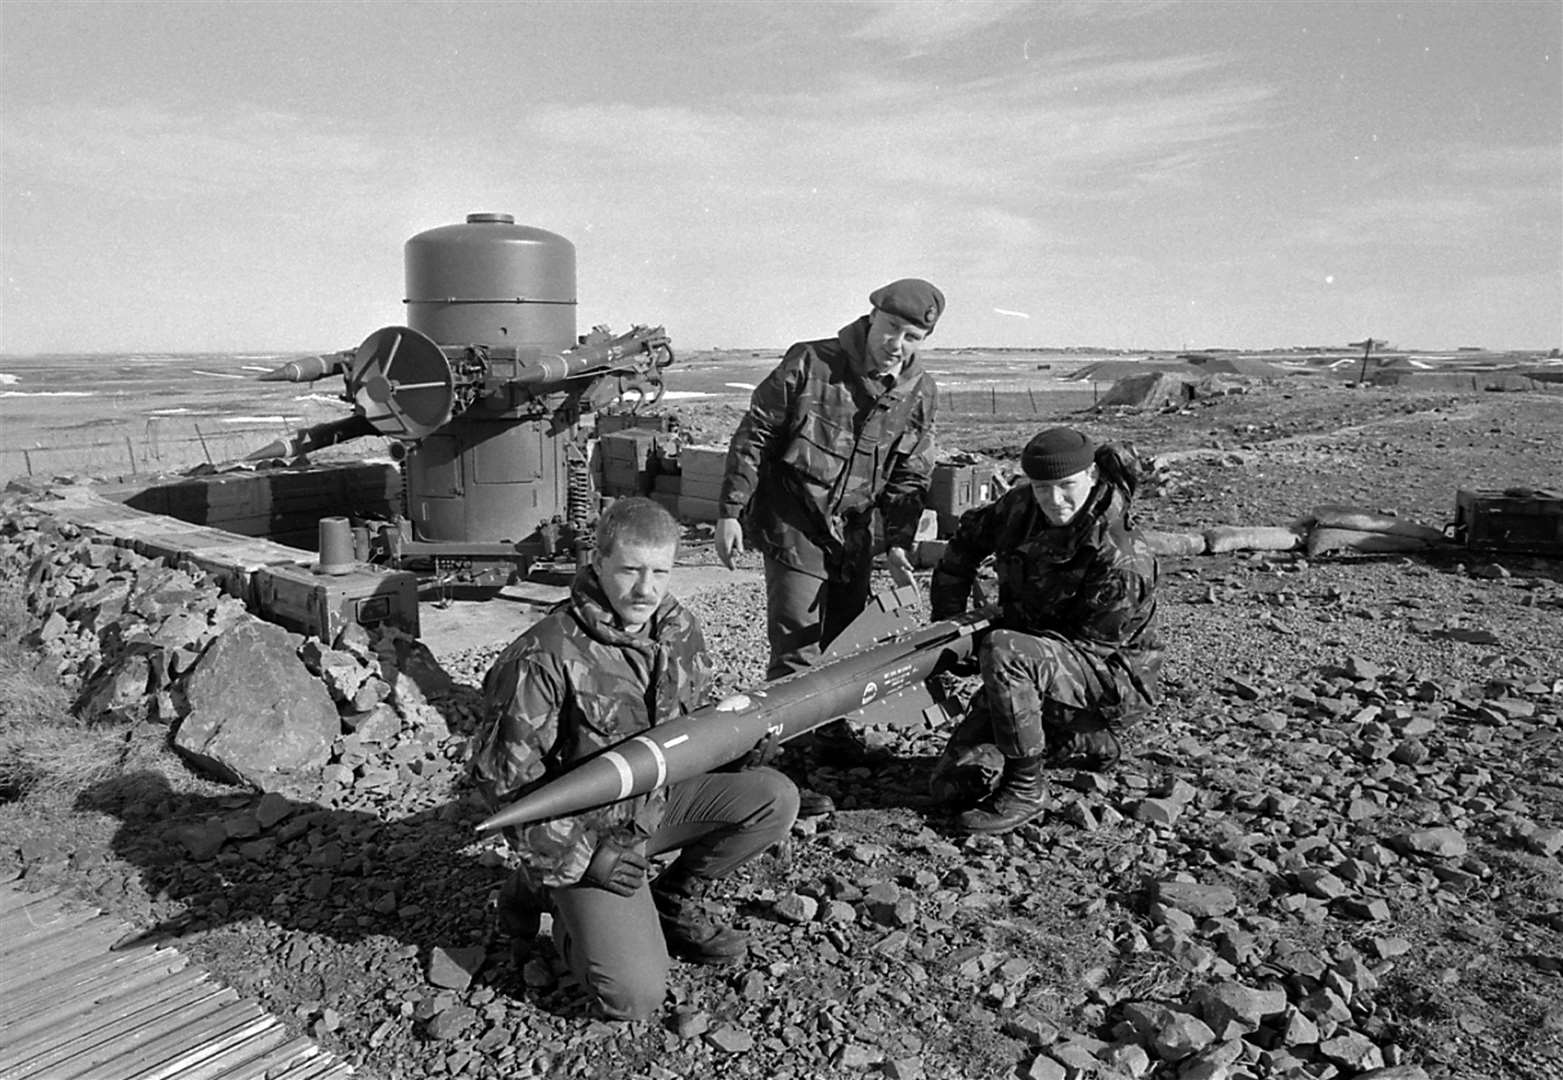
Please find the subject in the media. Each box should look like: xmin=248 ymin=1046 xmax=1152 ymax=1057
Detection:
xmin=398 ymin=214 xmax=582 ymax=549
xmin=404 ymin=213 xmax=577 ymax=350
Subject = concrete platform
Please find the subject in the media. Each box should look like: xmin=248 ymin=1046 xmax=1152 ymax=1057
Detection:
xmin=415 ymin=562 xmax=763 ymax=661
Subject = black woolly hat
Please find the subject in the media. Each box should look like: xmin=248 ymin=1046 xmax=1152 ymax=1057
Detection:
xmin=1021 ymin=428 xmax=1097 ymax=481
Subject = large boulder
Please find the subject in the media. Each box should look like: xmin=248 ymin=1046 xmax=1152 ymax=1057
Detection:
xmin=174 ymin=619 xmax=340 ymax=789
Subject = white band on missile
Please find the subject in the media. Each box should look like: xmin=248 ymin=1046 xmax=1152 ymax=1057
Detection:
xmin=631 ymin=735 xmax=668 ymax=791
xmin=603 ymin=751 xmax=635 ymax=800
xmin=663 ymin=734 xmax=690 ymax=748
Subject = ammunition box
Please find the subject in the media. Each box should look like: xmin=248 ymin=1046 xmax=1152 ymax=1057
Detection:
xmin=928 ymin=463 xmax=992 ymax=536
xmin=253 ymin=562 xmax=420 ymax=641
xmin=677 ymin=494 xmax=721 ymax=523
xmin=1454 ymin=488 xmax=1563 ymax=555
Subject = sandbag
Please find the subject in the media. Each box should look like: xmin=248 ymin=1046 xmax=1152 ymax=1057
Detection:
xmin=1203 ymin=525 xmax=1303 ymax=553
xmin=1140 ymin=530 xmax=1207 ymax=556
xmin=1307 ymin=504 xmax=1446 ymax=542
xmin=1306 ymin=526 xmax=1434 ymax=558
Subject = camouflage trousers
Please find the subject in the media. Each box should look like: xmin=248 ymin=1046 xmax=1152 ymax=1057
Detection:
xmin=978 ymin=628 xmax=1133 ymax=758
xmin=931 ymin=630 xmax=1146 ymax=804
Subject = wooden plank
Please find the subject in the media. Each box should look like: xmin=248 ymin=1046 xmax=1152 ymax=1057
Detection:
xmin=0 ymin=962 xmax=208 ymax=1047
xmin=201 ymin=1035 xmax=335 ymax=1080
xmin=0 ymin=886 xmax=63 ymax=917
xmin=0 ymin=902 xmax=103 ymax=948
xmin=88 ymin=998 xmax=268 ymax=1080
xmin=20 ymin=985 xmax=240 ymax=1080
xmin=254 ymin=1049 xmax=356 ymax=1080
xmin=0 ymin=945 xmax=185 ymax=1017
xmin=126 ymin=1018 xmax=287 ymax=1080
xmin=0 ymin=914 xmax=149 ymax=977
xmin=0 ymin=969 xmax=221 ymax=1075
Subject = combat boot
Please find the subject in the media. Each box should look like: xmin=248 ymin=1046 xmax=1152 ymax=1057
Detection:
xmin=650 ymin=873 xmax=748 ymax=965
xmin=957 ymin=754 xmax=1048 ymax=834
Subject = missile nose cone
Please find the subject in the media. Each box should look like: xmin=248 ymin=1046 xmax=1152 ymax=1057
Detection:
xmin=244 ymin=439 xmax=290 ymax=461
xmin=258 ymin=355 xmax=344 ymax=383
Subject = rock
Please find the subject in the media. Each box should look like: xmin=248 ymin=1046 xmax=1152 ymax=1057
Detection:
xmin=837 ymin=1042 xmax=881 ymax=1068
xmin=1019 ymin=1054 xmax=1067 ymax=1080
xmin=1191 ymin=982 xmax=1287 ymax=1037
xmin=1319 ymin=1031 xmax=1384 ymax=1071
xmin=426 ymin=946 xmax=485 ymax=991
xmin=1352 ymin=1067 xmax=1431 ymax=1080
xmin=170 ymin=821 xmax=227 ymax=860
xmin=425 ymin=1005 xmax=477 ymax=1040
xmin=1151 ymin=1013 xmax=1215 ymax=1060
xmin=174 ymin=620 xmax=340 ymax=789
xmin=1002 ymin=1012 xmax=1061 ymax=1046
xmin=773 ymin=892 xmax=819 ymax=924
xmin=1394 ymin=827 xmax=1467 ymax=858
xmin=1154 ymin=880 xmax=1237 ymax=919
xmin=1521 ymin=826 xmax=1563 ymax=857
xmin=706 ymin=1025 xmax=754 ymax=1053
xmin=1132 ymin=798 xmax=1183 ymax=826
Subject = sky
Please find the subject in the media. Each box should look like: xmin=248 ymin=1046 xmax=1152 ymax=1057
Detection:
xmin=2 ymin=0 xmax=1559 ymax=355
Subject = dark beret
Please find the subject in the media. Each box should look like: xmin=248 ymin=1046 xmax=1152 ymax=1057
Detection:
xmin=868 ymin=278 xmax=945 ymax=331
xmin=1021 ymin=428 xmax=1097 ymax=481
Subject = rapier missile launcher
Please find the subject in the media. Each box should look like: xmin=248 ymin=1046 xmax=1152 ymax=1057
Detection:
xmin=476 ymin=587 xmax=991 ymax=833
xmin=250 ymin=213 xmax=675 ymax=584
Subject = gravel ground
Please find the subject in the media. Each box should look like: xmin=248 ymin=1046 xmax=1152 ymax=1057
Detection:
xmin=2 ymin=382 xmax=1561 ymax=1080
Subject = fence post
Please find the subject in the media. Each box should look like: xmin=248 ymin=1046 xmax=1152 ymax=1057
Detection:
xmin=195 ymin=423 xmax=213 ymax=464
xmin=23 ymin=449 xmax=33 ymax=476
xmin=125 ymin=435 xmax=137 ymax=474
xmin=990 ymin=386 xmax=997 ymax=413
xmin=1027 ymin=388 xmax=1037 ymax=414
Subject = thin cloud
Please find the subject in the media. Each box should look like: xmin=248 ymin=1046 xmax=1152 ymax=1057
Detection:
xmin=846 ymin=0 xmax=1032 ymax=51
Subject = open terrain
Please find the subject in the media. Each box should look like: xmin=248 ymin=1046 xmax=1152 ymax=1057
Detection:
xmin=2 ymin=374 xmax=1561 ymax=1079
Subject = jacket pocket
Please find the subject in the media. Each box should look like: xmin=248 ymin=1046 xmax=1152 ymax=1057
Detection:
xmin=781 ymin=410 xmax=850 ymax=486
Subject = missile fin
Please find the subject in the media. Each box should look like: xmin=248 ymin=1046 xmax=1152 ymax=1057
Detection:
xmin=820 ymin=587 xmax=922 ymax=660
xmin=838 ymin=680 xmax=939 ymax=729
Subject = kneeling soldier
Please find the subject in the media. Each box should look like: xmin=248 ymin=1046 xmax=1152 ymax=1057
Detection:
xmin=469 ymin=498 xmax=798 ymax=1020
xmin=928 ymin=427 xmax=1163 ymax=834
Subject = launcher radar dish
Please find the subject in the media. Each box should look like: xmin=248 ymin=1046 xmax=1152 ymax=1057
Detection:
xmin=347 ymin=325 xmax=457 ymax=441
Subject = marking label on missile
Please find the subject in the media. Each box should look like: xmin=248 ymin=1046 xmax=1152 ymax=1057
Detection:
xmin=861 ymin=680 xmax=878 ymax=706
xmin=663 ymin=734 xmax=690 ymax=748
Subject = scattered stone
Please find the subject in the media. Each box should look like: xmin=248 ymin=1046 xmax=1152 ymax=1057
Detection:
xmin=426 ymin=946 xmax=485 ymax=991
xmin=1154 ymin=880 xmax=1238 ymax=919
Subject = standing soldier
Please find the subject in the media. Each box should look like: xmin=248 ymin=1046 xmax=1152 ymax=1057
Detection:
xmin=928 ymin=427 xmax=1163 ymax=834
xmin=469 ymin=498 xmax=798 ymax=1021
xmin=715 ymin=279 xmax=943 ymax=762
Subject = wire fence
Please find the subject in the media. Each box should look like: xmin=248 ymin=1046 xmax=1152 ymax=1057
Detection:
xmin=0 ymin=421 xmax=345 ymax=484
xmin=936 ymin=387 xmax=1101 ymax=418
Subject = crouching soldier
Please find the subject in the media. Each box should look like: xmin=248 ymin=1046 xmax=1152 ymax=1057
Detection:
xmin=468 ymin=497 xmax=799 ymax=1020
xmin=928 ymin=427 xmax=1163 ymax=834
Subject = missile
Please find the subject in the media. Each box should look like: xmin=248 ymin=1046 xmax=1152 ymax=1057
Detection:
xmin=257 ymin=353 xmax=350 ymax=383
xmin=244 ymin=413 xmax=376 ymax=461
xmin=508 ymin=325 xmax=672 ymax=386
xmin=476 ymin=587 xmax=990 ymax=833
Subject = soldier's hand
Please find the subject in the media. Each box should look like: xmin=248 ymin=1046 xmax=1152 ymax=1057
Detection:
xmin=583 ymin=839 xmax=652 ymax=896
xmin=886 ymin=545 xmax=916 ymax=588
xmin=738 ymin=729 xmax=782 ymax=770
xmin=715 ymin=518 xmax=744 ymax=570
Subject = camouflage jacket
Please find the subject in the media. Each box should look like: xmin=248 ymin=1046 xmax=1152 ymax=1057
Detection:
xmin=466 ymin=568 xmax=712 ymax=888
xmin=930 ymin=468 xmax=1163 ymax=703
xmin=719 ymin=316 xmax=937 ymax=580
